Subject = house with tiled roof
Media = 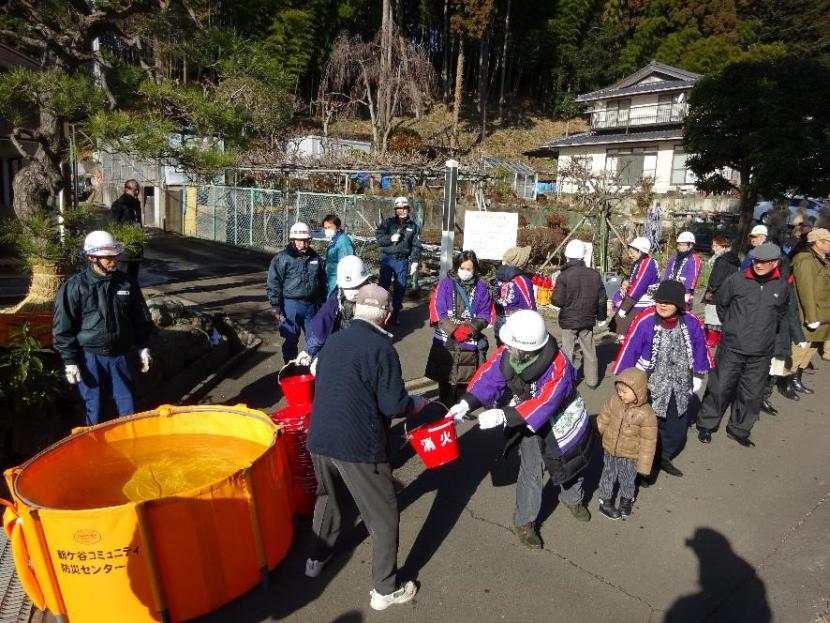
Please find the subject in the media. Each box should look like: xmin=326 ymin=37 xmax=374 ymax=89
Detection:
xmin=527 ymin=61 xmax=724 ymax=194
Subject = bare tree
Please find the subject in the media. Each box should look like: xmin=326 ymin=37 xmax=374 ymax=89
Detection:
xmin=319 ymin=31 xmax=436 ymax=154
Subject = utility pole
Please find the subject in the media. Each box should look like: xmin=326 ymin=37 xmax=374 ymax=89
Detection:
xmin=440 ymin=160 xmax=459 ymax=277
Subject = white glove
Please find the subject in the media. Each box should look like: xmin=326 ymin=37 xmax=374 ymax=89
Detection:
xmin=65 ymin=364 xmax=82 ymax=385
xmin=309 ymin=357 xmax=318 ymax=377
xmin=409 ymin=262 xmax=419 ymax=276
xmin=295 ymin=351 xmax=312 ymax=366
xmin=478 ymin=408 xmax=506 ymax=430
xmin=798 ymin=342 xmax=810 ymax=349
xmin=807 ymin=321 xmax=820 ymax=330
xmin=617 ymin=310 xmax=627 ymax=319
xmin=139 ymin=348 xmax=152 ymax=373
xmin=409 ymin=395 xmax=429 ymax=414
xmin=390 ymin=233 xmax=401 ymax=243
xmin=693 ymin=376 xmax=703 ymax=393
xmin=447 ymin=399 xmax=470 ymax=423
xmin=685 ymin=293 xmax=693 ymax=306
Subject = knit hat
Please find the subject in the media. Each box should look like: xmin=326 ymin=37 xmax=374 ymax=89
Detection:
xmin=807 ymin=227 xmax=830 ymax=243
xmin=502 ymin=246 xmax=531 ymax=268
xmin=653 ymin=280 xmax=686 ymax=309
xmin=748 ymin=242 xmax=781 ymax=261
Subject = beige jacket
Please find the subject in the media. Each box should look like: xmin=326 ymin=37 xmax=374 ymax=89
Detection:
xmin=596 ymin=367 xmax=658 ymax=475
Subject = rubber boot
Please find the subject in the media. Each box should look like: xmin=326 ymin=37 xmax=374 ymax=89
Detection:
xmin=792 ymin=369 xmax=814 ymax=394
xmin=777 ymin=376 xmax=800 ymax=401
xmin=760 ymin=376 xmax=779 ymax=416
xmin=618 ymin=497 xmax=633 ymax=518
xmin=598 ymin=498 xmax=621 ymax=520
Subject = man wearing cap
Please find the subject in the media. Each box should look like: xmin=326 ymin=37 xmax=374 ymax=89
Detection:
xmin=663 ymin=232 xmax=702 ymax=307
xmin=492 ymin=245 xmax=536 ymax=344
xmin=612 ymin=280 xmax=712 ymax=478
xmin=53 ymin=230 xmax=154 ymax=425
xmin=786 ymin=214 xmax=815 ymax=259
xmin=740 ymin=224 xmax=768 ymax=270
xmin=697 ymin=242 xmax=792 ymax=447
xmin=551 ymin=239 xmax=608 ymax=389
xmin=305 ymin=283 xmax=427 ymax=610
xmin=788 ymin=228 xmax=830 ymax=389
xmin=266 ymin=222 xmax=326 ymax=363
xmin=375 ymin=196 xmax=422 ymax=324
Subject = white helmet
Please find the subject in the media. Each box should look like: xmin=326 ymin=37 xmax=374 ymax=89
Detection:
xmin=83 ymin=230 xmax=124 ymax=257
xmin=564 ymin=239 xmax=586 ymax=259
xmin=628 ymin=236 xmax=651 ymax=255
xmin=499 ymin=310 xmax=549 ymax=352
xmin=677 ymin=231 xmax=696 ymax=244
xmin=393 ymin=196 xmax=410 ymax=209
xmin=336 ymin=255 xmax=370 ymax=289
xmin=289 ymin=222 xmax=312 ymax=240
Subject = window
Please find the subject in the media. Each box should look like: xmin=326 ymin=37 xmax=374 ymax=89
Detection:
xmin=606 ymin=147 xmax=656 ymax=186
xmin=671 ymin=147 xmax=696 ymax=185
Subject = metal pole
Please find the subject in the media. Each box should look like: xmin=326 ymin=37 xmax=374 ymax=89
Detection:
xmin=250 ymin=187 xmax=255 ymax=246
xmin=440 ymin=160 xmax=458 ymax=278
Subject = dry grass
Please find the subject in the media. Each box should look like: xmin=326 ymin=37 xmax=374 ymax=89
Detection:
xmin=309 ymin=103 xmax=586 ymax=175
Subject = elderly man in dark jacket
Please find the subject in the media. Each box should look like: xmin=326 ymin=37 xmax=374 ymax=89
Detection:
xmin=551 ymin=239 xmax=607 ymax=389
xmin=697 ymin=243 xmax=792 ymax=447
xmin=110 ymin=179 xmax=142 ymax=225
xmin=305 ymin=284 xmax=427 ymax=611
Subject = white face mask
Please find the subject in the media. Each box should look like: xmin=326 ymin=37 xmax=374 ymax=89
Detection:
xmin=457 ymin=269 xmax=474 ymax=281
xmin=343 ymin=288 xmax=359 ymax=301
xmin=324 ymin=228 xmax=336 ymax=240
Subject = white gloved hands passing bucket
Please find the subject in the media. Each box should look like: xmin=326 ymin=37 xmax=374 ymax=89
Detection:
xmin=446 ymin=399 xmax=470 ymax=423
xmin=309 ymin=357 xmax=318 ymax=377
xmin=692 ymin=376 xmax=703 ymax=393
xmin=390 ymin=233 xmax=401 ymax=243
xmin=478 ymin=408 xmax=506 ymax=430
xmin=617 ymin=309 xmax=627 ymax=319
xmin=409 ymin=262 xmax=419 ymax=277
xmin=65 ymin=364 xmax=82 ymax=385
xmin=139 ymin=348 xmax=152 ymax=373
xmin=295 ymin=351 xmax=312 ymax=367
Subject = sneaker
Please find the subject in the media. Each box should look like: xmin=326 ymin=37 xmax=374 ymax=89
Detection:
xmin=564 ymin=502 xmax=591 ymax=522
xmin=514 ymin=523 xmax=542 ymax=549
xmin=697 ymin=429 xmax=712 ymax=444
xmin=304 ymin=555 xmax=332 ymax=578
xmin=598 ymin=499 xmax=621 ymax=520
xmin=369 ymin=580 xmax=418 ymax=611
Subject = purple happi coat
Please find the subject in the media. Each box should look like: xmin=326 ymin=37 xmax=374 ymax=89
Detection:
xmin=628 ymin=256 xmax=660 ymax=309
xmin=612 ymin=307 xmax=713 ymax=375
xmin=663 ymin=252 xmax=702 ymax=293
xmin=429 ymin=276 xmax=493 ymax=351
xmin=466 ymin=345 xmax=589 ymax=446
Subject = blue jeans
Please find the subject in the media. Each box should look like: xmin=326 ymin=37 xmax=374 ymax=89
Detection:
xmin=379 ymin=255 xmax=408 ymax=313
xmin=280 ymin=299 xmax=319 ymax=363
xmin=78 ymin=351 xmax=136 ymax=426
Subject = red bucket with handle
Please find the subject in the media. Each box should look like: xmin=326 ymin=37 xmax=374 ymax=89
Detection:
xmin=278 ymin=363 xmax=315 ymax=406
xmin=406 ymin=418 xmax=460 ymax=468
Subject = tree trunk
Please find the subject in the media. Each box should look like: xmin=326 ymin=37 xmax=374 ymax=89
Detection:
xmin=498 ymin=0 xmax=511 ymax=122
xmin=11 ymin=112 xmax=64 ymax=220
xmin=478 ymin=26 xmax=491 ymax=143
xmin=451 ymin=37 xmax=465 ymax=152
xmin=736 ymin=165 xmax=756 ymax=254
xmin=442 ymin=0 xmax=450 ymax=104
xmin=377 ymin=0 xmax=395 ymax=153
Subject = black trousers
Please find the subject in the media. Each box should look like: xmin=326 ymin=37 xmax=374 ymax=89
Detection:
xmin=309 ymin=455 xmax=400 ymax=595
xmin=697 ymin=347 xmax=770 ymax=439
xmin=658 ymin=394 xmax=688 ymax=461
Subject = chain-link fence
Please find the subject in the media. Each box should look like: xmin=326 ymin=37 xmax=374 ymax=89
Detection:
xmin=295 ymin=192 xmax=395 ymax=238
xmin=190 ymin=186 xmax=288 ymax=251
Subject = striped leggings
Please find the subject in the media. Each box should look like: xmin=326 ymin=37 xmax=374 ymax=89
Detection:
xmin=597 ymin=451 xmax=638 ymax=501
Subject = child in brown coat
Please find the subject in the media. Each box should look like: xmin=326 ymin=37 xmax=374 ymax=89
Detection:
xmin=596 ymin=367 xmax=658 ymax=520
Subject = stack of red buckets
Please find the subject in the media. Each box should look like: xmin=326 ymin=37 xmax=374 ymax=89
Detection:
xmin=271 ymin=366 xmax=318 ymax=515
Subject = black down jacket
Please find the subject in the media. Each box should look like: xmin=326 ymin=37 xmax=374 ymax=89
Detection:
xmin=551 ymin=260 xmax=608 ymax=330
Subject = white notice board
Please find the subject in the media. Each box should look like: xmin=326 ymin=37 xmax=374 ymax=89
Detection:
xmin=463 ymin=211 xmax=519 ymax=260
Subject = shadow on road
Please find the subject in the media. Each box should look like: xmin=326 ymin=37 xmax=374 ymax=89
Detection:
xmin=663 ymin=527 xmax=770 ymax=623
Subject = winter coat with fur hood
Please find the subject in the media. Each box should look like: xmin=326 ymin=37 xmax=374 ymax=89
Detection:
xmin=596 ymin=367 xmax=658 ymax=475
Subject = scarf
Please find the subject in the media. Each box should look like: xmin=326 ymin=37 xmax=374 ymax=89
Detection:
xmin=647 ymin=319 xmax=693 ymax=418
xmin=669 ymin=250 xmax=692 ymax=281
xmin=500 ymin=337 xmax=558 ymax=402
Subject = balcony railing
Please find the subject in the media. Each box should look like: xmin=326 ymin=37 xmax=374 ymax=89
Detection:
xmin=590 ymin=102 xmax=688 ymax=130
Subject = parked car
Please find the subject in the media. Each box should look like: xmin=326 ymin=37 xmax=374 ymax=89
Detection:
xmin=753 ymin=196 xmax=828 ymax=225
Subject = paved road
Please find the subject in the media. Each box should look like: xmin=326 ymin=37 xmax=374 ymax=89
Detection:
xmin=21 ymin=233 xmax=829 ymax=623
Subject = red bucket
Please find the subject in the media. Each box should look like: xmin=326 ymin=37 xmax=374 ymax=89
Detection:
xmin=278 ymin=363 xmax=315 ymax=406
xmin=407 ymin=419 xmax=460 ymax=468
